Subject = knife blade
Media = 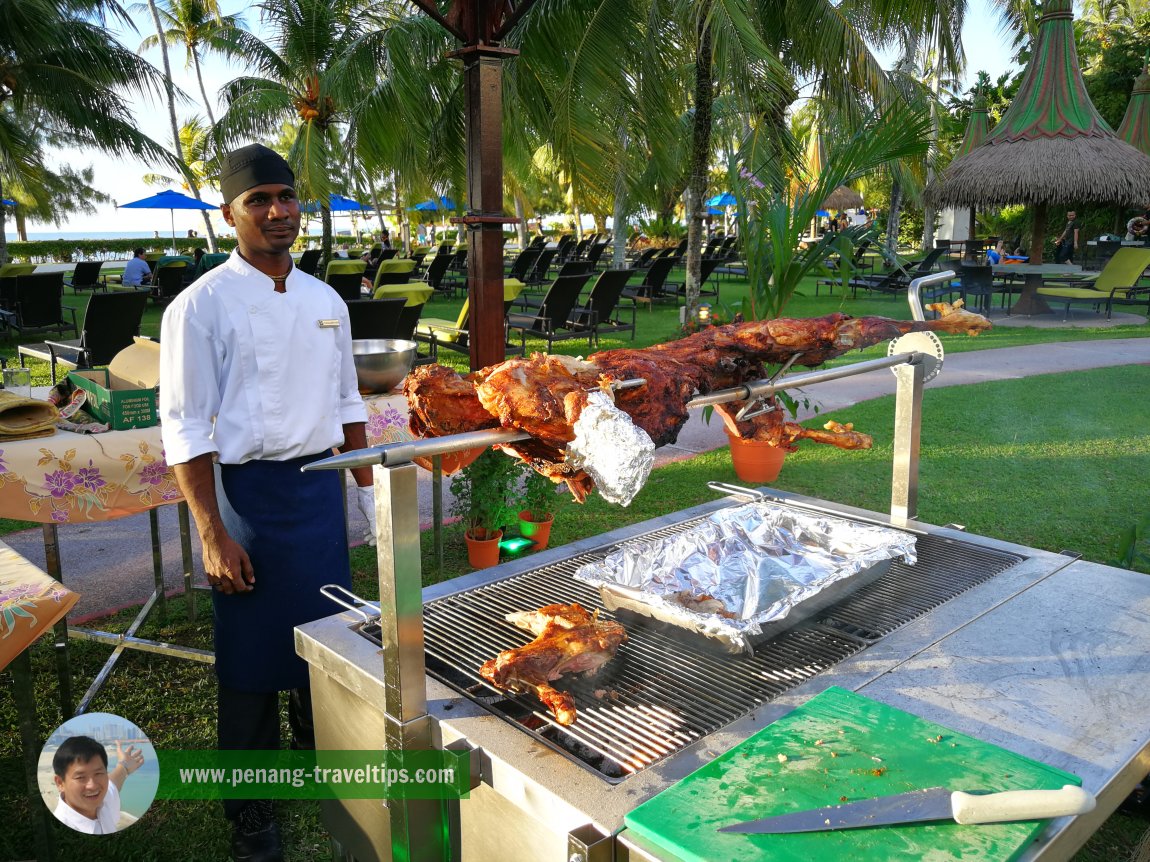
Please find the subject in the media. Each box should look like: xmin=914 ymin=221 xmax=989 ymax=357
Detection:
xmin=718 ymin=784 xmax=1094 ymax=834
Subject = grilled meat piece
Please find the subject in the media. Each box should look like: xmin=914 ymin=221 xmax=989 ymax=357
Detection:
xmin=405 ymin=303 xmax=991 ymax=492
xmin=479 ymin=603 xmax=627 ymax=726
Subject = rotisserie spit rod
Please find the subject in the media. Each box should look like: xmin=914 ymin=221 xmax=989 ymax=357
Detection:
xmin=303 ymin=351 xmax=932 ymax=472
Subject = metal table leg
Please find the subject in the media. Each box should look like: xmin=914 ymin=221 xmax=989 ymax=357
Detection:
xmin=148 ymin=507 xmax=166 ymax=621
xmin=12 ymin=650 xmax=55 ymax=861
xmin=177 ymin=502 xmax=195 ymax=621
xmin=48 ymin=503 xmax=215 ymax=716
xmin=41 ymin=523 xmax=73 ymax=719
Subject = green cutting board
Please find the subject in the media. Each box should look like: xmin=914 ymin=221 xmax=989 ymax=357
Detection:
xmin=624 ymin=687 xmax=1082 ymax=862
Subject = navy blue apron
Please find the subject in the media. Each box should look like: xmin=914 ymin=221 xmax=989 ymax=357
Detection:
xmin=213 ymin=452 xmax=350 ymax=692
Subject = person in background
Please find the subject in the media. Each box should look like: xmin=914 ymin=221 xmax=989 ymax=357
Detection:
xmin=986 ymin=240 xmax=1004 ymax=266
xmin=52 ymin=735 xmax=145 ymax=835
xmin=192 ymin=247 xmax=206 ymax=274
xmin=1125 ymin=216 xmax=1149 ymax=242
xmin=121 ymin=248 xmax=151 ymax=286
xmin=380 ymin=228 xmax=391 ymax=249
xmin=159 ymin=143 xmax=375 ymax=862
xmin=1054 ymin=210 xmax=1079 ymax=263
xmin=416 ymin=223 xmax=427 ymax=245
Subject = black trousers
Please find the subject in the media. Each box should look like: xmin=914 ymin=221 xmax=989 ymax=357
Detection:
xmin=217 ymin=684 xmax=316 ymax=821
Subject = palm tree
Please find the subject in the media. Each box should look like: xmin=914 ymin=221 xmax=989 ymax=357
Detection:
xmin=0 ymin=0 xmax=174 ymax=262
xmin=135 ymin=0 xmax=222 ymax=249
xmin=142 ymin=116 xmax=220 ymax=221
xmin=7 ymin=161 xmax=112 ymax=242
xmin=137 ymin=0 xmax=247 ymax=126
xmin=517 ymin=0 xmax=969 ymax=318
xmin=212 ymin=0 xmax=399 ymax=262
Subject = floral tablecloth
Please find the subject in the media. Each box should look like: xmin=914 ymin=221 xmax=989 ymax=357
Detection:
xmin=0 ymin=393 xmax=414 ymax=524
xmin=0 ymin=541 xmax=79 ymax=670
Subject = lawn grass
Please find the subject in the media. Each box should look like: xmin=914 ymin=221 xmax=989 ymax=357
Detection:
xmin=3 ymin=367 xmax=1144 ymax=860
xmin=0 ymin=270 xmax=1148 ymax=860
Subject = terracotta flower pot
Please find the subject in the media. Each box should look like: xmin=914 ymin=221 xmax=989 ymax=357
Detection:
xmin=726 ymin=431 xmax=787 ymax=483
xmin=518 ymin=510 xmax=554 ymax=550
xmin=464 ymin=528 xmax=503 ymax=569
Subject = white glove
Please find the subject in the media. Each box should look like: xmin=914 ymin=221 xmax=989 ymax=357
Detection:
xmin=356 ymin=485 xmax=377 ymax=546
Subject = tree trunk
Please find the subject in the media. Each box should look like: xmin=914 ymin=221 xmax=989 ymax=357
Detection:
xmin=15 ymin=208 xmax=27 ymax=242
xmin=683 ymin=19 xmax=714 ymax=320
xmin=514 ymin=193 xmax=527 ymax=250
xmin=886 ymin=179 xmax=903 ymax=253
xmin=572 ymin=201 xmax=582 ymax=241
xmin=1029 ymin=203 xmax=1046 ymax=264
xmin=612 ymin=182 xmax=629 ymax=269
xmin=369 ymin=181 xmax=386 ymax=238
xmin=0 ymin=175 xmax=7 ymax=265
xmin=146 ymin=0 xmax=217 ymax=253
xmin=921 ymin=51 xmax=943 ymax=253
xmin=192 ymin=51 xmax=216 ymax=126
xmin=612 ymin=124 xmax=629 ymax=269
xmin=321 ymin=205 xmax=333 ymax=265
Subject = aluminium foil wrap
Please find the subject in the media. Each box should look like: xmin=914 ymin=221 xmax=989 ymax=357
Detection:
xmin=575 ymin=501 xmax=917 ymax=652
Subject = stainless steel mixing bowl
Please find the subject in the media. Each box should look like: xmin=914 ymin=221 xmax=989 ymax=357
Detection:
xmin=351 ymin=339 xmax=418 ymax=394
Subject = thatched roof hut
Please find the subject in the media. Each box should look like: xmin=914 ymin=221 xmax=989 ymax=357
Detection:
xmin=926 ymin=0 xmax=1150 ymax=227
xmin=821 ymin=185 xmax=864 ymax=211
xmin=1118 ymin=63 xmax=1150 ymax=157
xmin=801 ymin=130 xmax=864 ymax=212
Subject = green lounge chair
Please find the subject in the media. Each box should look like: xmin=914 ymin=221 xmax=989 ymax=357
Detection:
xmin=1037 ymin=247 xmax=1150 ymax=319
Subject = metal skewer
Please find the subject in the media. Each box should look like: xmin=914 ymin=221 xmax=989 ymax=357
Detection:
xmin=304 ymin=353 xmax=929 ymax=473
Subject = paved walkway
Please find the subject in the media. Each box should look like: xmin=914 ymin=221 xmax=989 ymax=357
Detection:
xmin=6 ymin=332 xmax=1147 ymax=620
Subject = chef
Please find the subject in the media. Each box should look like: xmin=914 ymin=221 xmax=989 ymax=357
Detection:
xmin=159 ymin=143 xmax=376 ymax=862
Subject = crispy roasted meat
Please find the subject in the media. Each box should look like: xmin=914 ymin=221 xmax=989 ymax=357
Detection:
xmin=406 ymin=303 xmax=991 ymax=497
xmin=479 ymin=603 xmax=627 ymax=726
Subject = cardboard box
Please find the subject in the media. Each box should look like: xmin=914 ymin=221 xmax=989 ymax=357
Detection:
xmin=67 ymin=337 xmax=160 ymax=430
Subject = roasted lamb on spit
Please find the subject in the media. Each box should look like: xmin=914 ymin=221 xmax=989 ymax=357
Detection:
xmin=406 ymin=302 xmax=991 ymax=501
xmin=479 ymin=603 xmax=628 ymax=725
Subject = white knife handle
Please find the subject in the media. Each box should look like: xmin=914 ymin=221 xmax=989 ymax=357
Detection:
xmin=951 ymin=785 xmax=1095 ymax=824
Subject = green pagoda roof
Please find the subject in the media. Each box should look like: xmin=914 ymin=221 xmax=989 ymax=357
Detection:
xmin=954 ymin=87 xmax=989 ymax=159
xmin=1118 ymin=63 xmax=1150 ymax=157
xmin=928 ymin=0 xmax=1150 ymax=208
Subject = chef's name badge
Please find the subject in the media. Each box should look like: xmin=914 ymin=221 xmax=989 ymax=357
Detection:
xmin=317 ymin=319 xmax=341 ymax=328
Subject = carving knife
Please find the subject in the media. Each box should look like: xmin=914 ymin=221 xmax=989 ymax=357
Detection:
xmin=718 ymin=785 xmax=1095 ymax=834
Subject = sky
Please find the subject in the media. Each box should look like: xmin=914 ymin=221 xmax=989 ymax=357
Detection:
xmin=36 ymin=0 xmax=1022 ymax=237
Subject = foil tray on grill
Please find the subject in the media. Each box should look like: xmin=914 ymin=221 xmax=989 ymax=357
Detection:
xmin=574 ymin=501 xmax=918 ymax=654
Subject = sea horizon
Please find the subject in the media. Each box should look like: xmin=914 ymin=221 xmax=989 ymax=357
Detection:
xmin=17 ymin=228 xmax=331 ymax=242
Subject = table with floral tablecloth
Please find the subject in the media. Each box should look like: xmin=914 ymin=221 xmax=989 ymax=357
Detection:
xmin=0 ymin=392 xmax=413 ymax=524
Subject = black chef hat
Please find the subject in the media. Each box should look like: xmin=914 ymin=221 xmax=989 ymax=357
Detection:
xmin=219 ymin=144 xmax=295 ymax=205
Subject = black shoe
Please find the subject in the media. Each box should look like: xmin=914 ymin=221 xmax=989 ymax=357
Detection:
xmin=231 ymin=821 xmax=284 ymax=862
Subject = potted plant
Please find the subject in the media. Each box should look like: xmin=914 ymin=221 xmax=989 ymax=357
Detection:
xmin=518 ymin=468 xmax=557 ymax=550
xmin=722 ymin=105 xmax=929 ymax=482
xmin=450 ymin=448 xmax=521 ymax=569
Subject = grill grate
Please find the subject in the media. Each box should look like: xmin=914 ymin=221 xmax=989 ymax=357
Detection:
xmin=362 ymin=517 xmax=1021 ymax=783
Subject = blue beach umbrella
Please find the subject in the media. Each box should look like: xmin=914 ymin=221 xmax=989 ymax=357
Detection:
xmin=816 ymin=209 xmax=830 ymax=218
xmin=706 ymin=192 xmax=737 ymax=207
xmin=303 ymin=193 xmax=370 ymax=213
xmin=707 ymin=207 xmax=724 ymax=215
xmin=0 ymin=199 xmax=14 ymax=206
xmin=119 ymin=189 xmax=218 ymax=250
xmin=411 ymin=195 xmax=457 ymax=212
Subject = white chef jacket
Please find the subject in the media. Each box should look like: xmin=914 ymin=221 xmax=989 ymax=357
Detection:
xmin=159 ymin=251 xmax=367 ymax=466
xmin=53 ymin=780 xmax=121 ymax=834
